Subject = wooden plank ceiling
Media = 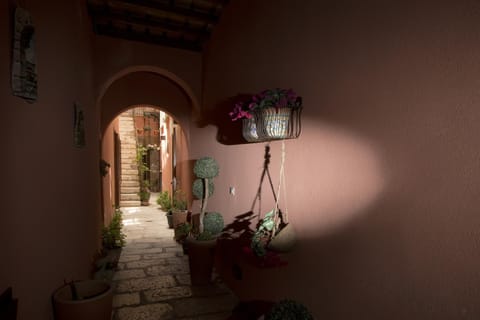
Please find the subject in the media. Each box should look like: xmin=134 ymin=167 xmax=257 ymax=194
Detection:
xmin=87 ymin=0 xmax=228 ymax=51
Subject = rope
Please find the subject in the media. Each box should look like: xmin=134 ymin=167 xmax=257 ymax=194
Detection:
xmin=272 ymin=140 xmax=287 ymax=235
xmin=251 ymin=142 xmax=289 ymax=232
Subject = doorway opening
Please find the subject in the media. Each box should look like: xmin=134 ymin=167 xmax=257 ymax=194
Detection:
xmin=101 ymin=105 xmax=190 ymax=225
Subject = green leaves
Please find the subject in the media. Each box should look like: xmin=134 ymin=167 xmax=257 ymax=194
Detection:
xmin=102 ymin=209 xmax=126 ymax=249
xmin=193 ymin=157 xmax=219 ymax=179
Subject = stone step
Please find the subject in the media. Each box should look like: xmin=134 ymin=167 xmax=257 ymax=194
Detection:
xmin=121 ymin=163 xmax=138 ymax=169
xmin=122 ymin=175 xmax=140 ymax=181
xmin=120 ymin=200 xmax=141 ymax=207
xmin=120 ymin=145 xmax=137 ymax=150
xmin=121 ymin=193 xmax=140 ymax=201
xmin=121 ymin=169 xmax=138 ymax=175
xmin=121 ymin=180 xmax=140 ymax=187
xmin=121 ymin=186 xmax=140 ymax=194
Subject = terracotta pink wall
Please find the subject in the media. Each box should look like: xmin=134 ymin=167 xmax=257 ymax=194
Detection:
xmin=99 ymin=71 xmax=192 ymax=136
xmin=93 ymin=35 xmax=202 ymax=104
xmin=194 ymin=0 xmax=480 ymax=318
xmin=102 ymin=119 xmax=119 ymax=225
xmin=0 ymin=1 xmax=101 ymax=320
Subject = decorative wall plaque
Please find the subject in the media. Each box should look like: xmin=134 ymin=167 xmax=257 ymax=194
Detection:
xmin=11 ymin=7 xmax=37 ymax=102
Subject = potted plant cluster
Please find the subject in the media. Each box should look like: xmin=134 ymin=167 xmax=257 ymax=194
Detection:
xmin=157 ymin=190 xmax=174 ymax=228
xmin=174 ymin=156 xmax=225 ymax=285
xmin=171 ymin=189 xmax=188 ymax=227
xmin=229 ymin=88 xmax=302 ymax=142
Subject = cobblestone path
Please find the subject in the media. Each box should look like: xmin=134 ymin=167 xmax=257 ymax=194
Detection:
xmin=112 ymin=197 xmax=238 ymax=320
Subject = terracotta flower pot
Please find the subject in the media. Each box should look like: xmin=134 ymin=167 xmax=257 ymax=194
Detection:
xmin=52 ymin=280 xmax=113 ymax=320
xmin=186 ymin=238 xmax=217 ymax=285
xmin=172 ymin=210 xmax=188 ymax=228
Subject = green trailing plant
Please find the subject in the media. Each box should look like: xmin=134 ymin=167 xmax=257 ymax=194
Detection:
xmin=157 ymin=190 xmax=172 ymax=212
xmin=138 ymin=180 xmax=150 ymax=203
xmin=203 ymin=212 xmax=224 ymax=236
xmin=136 ymin=145 xmax=151 ymax=205
xmin=265 ymin=299 xmax=313 ymax=320
xmin=102 ymin=209 xmax=126 ymax=249
xmin=139 ymin=190 xmax=150 ymax=202
xmin=251 ymin=210 xmax=275 ymax=257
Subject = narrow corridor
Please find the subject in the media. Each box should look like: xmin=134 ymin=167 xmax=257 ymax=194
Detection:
xmin=112 ymin=194 xmax=238 ymax=320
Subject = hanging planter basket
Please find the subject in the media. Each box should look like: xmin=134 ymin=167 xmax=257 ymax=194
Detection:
xmin=257 ymin=107 xmax=291 ymax=139
xmin=268 ymin=223 xmax=296 ymax=252
xmin=244 ymin=106 xmax=302 ymax=142
xmin=242 ymin=116 xmax=262 ymax=142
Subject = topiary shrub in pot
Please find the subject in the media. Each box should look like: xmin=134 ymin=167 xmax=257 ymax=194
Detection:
xmin=187 ymin=157 xmax=224 ymax=285
xmin=203 ymin=212 xmax=224 ymax=236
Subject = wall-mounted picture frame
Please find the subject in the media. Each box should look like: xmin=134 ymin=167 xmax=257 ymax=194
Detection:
xmin=74 ymin=102 xmax=86 ymax=148
xmin=11 ymin=6 xmax=37 ymax=102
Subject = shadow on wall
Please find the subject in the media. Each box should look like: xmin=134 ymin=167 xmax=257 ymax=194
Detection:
xmin=196 ymin=94 xmax=253 ymax=145
xmin=215 ymin=192 xmax=480 ymax=320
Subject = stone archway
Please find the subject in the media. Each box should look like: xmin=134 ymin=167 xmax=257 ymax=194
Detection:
xmin=98 ymin=67 xmax=197 ymax=224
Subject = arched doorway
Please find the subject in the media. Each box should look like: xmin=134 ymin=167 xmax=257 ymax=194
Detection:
xmin=98 ymin=68 xmax=198 ymax=225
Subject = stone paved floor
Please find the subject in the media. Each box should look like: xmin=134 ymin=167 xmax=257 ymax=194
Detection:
xmin=112 ymin=194 xmax=238 ymax=320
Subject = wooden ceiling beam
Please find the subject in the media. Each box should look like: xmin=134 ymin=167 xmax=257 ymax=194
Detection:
xmin=113 ymin=0 xmax=219 ymax=24
xmin=94 ymin=23 xmax=203 ymax=51
xmin=89 ymin=6 xmax=211 ymax=39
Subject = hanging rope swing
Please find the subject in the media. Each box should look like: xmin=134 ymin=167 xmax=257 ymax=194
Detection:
xmin=251 ymin=141 xmax=296 ymax=257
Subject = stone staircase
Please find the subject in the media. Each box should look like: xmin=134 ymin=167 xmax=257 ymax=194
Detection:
xmin=119 ymin=110 xmax=141 ymax=207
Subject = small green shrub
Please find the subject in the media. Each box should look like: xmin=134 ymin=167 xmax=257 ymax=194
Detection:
xmin=102 ymin=209 xmax=126 ymax=249
xmin=138 ymin=190 xmax=150 ymax=201
xmin=265 ymin=299 xmax=313 ymax=320
xmin=203 ymin=212 xmax=224 ymax=235
xmin=173 ymin=189 xmax=187 ymax=210
xmin=196 ymin=230 xmax=214 ymax=241
xmin=193 ymin=157 xmax=219 ymax=179
xmin=157 ymin=191 xmax=172 ymax=211
xmin=192 ymin=178 xmax=214 ymax=199
xmin=174 ymin=222 xmax=191 ymax=242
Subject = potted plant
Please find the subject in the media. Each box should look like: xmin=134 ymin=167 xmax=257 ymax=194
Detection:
xmin=174 ymin=222 xmax=192 ymax=254
xmin=138 ymin=182 xmax=150 ymax=206
xmin=263 ymin=299 xmax=313 ymax=320
xmin=186 ymin=157 xmax=224 ymax=285
xmin=136 ymin=145 xmax=150 ymax=205
xmin=52 ymin=210 xmax=126 ymax=320
xmin=171 ymin=189 xmax=188 ymax=228
xmin=229 ymin=88 xmax=302 ymax=141
xmin=157 ymin=190 xmax=174 ymax=228
xmin=52 ymin=280 xmax=113 ymax=320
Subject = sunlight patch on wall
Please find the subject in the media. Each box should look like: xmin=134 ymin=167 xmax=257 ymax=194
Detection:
xmin=288 ymin=120 xmax=386 ymax=237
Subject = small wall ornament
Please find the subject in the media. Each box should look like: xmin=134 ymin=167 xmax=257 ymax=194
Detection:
xmin=73 ymin=102 xmax=86 ymax=148
xmin=11 ymin=7 xmax=38 ymax=102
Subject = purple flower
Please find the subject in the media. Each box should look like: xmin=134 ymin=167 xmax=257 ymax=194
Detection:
xmin=229 ymin=88 xmax=302 ymax=121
